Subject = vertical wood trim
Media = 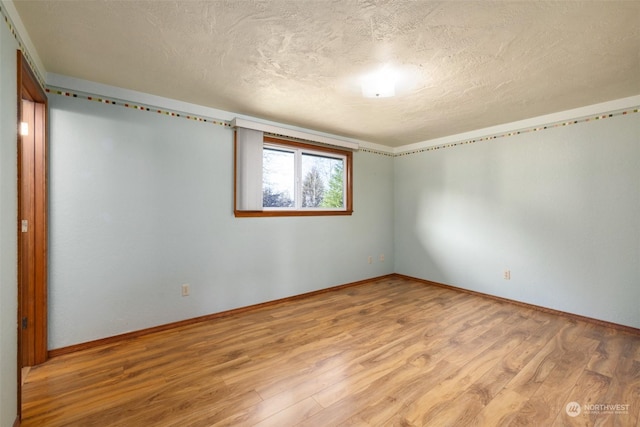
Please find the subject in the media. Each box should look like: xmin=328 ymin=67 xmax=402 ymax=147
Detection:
xmin=346 ymin=149 xmax=353 ymax=213
xmin=16 ymin=50 xmax=24 ymax=420
xmin=17 ymin=51 xmax=48 ymax=365
xmin=19 ymin=99 xmax=36 ymax=367
xmin=33 ymin=101 xmax=47 ymax=364
xmin=16 ymin=49 xmax=48 ymax=421
xmin=233 ymin=130 xmax=238 ymax=213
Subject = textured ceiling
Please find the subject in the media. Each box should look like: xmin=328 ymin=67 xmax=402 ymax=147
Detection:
xmin=12 ymin=0 xmax=640 ymax=147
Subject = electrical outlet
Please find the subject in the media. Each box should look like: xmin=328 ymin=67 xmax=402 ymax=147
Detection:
xmin=368 ymin=256 xmax=373 ymax=264
xmin=503 ymin=270 xmax=511 ymax=280
xmin=181 ymin=284 xmax=190 ymax=296
xmin=379 ymin=254 xmax=385 ymax=262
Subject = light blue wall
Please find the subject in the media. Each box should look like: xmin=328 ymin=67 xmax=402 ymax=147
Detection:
xmin=0 ymin=18 xmax=18 ymax=427
xmin=48 ymin=92 xmax=640 ymax=351
xmin=48 ymin=95 xmax=394 ymax=349
xmin=394 ymin=113 xmax=640 ymax=328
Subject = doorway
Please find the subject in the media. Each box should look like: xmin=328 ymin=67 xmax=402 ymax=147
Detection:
xmin=17 ymin=50 xmax=48 ymax=418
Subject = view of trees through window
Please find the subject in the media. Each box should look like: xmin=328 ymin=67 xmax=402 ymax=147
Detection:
xmin=262 ymin=147 xmax=294 ymax=208
xmin=263 ymin=146 xmax=344 ymax=209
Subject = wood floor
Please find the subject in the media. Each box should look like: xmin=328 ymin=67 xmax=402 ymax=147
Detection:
xmin=21 ymin=276 xmax=640 ymax=426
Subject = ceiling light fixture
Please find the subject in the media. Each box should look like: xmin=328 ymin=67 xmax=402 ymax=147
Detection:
xmin=360 ymin=65 xmax=398 ymax=98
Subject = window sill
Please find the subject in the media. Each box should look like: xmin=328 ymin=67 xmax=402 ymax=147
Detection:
xmin=234 ymin=210 xmax=354 ymax=218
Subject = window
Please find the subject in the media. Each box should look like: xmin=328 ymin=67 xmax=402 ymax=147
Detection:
xmin=235 ymin=134 xmax=353 ymax=217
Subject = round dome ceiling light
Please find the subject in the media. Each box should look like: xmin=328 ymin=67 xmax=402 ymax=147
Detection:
xmin=360 ymin=65 xmax=398 ymax=98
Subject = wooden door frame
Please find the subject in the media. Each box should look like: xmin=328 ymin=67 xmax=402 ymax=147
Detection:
xmin=16 ymin=50 xmax=48 ymax=420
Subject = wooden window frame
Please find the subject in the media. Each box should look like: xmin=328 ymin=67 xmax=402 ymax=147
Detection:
xmin=234 ymin=135 xmax=353 ymax=217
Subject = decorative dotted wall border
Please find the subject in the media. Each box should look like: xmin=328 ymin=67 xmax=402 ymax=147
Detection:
xmin=0 ymin=3 xmax=46 ymax=88
xmin=359 ymin=148 xmax=394 ymax=157
xmin=395 ymin=108 xmax=639 ymax=157
xmin=48 ymin=86 xmax=638 ymax=158
xmin=46 ymin=88 xmax=232 ymax=128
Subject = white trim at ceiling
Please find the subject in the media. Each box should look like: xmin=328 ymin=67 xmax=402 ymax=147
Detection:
xmin=394 ymin=95 xmax=640 ymax=155
xmin=46 ymin=72 xmax=638 ymax=157
xmin=47 ymin=73 xmax=380 ymax=152
xmin=47 ymin=73 xmax=236 ymax=123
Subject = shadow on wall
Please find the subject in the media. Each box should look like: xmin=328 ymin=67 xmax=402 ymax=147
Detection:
xmin=412 ymin=142 xmax=599 ymax=312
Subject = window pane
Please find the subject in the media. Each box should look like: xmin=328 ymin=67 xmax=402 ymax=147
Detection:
xmin=263 ymin=147 xmax=295 ymax=207
xmin=301 ymin=153 xmax=344 ymax=208
xmin=237 ymin=134 xmax=352 ymax=217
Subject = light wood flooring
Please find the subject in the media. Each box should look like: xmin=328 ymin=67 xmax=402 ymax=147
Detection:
xmin=21 ymin=276 xmax=640 ymax=426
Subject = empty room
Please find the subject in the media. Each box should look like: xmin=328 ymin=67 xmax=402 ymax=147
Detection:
xmin=0 ymin=1 xmax=639 ymax=426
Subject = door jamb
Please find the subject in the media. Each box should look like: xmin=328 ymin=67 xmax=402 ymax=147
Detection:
xmin=16 ymin=49 xmax=48 ymax=421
